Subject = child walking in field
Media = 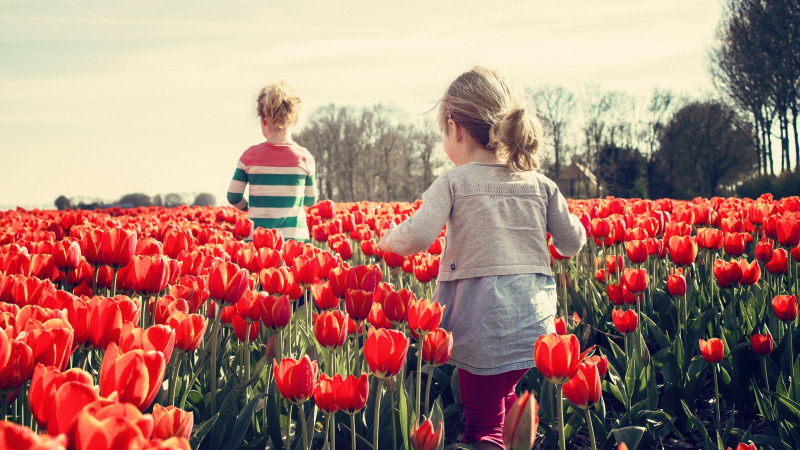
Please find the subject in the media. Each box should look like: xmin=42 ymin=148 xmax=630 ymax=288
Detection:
xmin=378 ymin=67 xmax=586 ymax=449
xmin=227 ymin=81 xmax=317 ymax=242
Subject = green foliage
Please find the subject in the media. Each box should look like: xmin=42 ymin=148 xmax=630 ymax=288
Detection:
xmin=737 ymin=169 xmax=800 ymax=200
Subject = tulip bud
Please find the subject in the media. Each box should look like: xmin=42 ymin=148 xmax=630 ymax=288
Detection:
xmin=503 ymin=391 xmax=539 ymax=450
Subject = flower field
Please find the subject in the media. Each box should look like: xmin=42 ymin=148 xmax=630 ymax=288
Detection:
xmin=0 ymin=194 xmax=799 ymax=450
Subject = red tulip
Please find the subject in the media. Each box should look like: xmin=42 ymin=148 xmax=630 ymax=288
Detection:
xmin=621 ymin=268 xmax=648 ymax=295
xmin=587 ymin=354 xmax=608 ymax=377
xmin=755 ymin=236 xmax=774 ymax=262
xmin=667 ymin=269 xmax=686 ymax=296
xmin=407 ymin=299 xmax=444 ymax=335
xmin=344 ymin=289 xmax=373 ymax=322
xmin=750 ymin=333 xmax=773 ymax=356
xmin=99 ymin=227 xmax=137 ymax=269
xmin=727 ymin=442 xmax=757 ymax=450
xmin=668 ymin=235 xmax=698 ymax=266
xmin=765 ymin=248 xmax=788 ymax=275
xmin=28 ymin=363 xmax=95 ymax=431
xmin=152 ymin=404 xmax=193 ymax=440
xmin=409 ymin=417 xmax=443 ymax=450
xmin=99 ymin=342 xmax=166 ymax=411
xmin=273 ymin=355 xmax=318 ymax=404
xmin=167 ymin=312 xmax=207 ymax=353
xmin=0 ymin=421 xmax=68 ymax=449
xmin=772 ymin=295 xmax=798 ymax=322
xmin=132 ymin=255 xmax=170 ymax=295
xmin=364 ymin=328 xmax=409 ymax=379
xmin=554 ymin=316 xmax=567 ymax=335
xmin=699 ymin=338 xmax=724 ymax=364
xmin=234 ymin=217 xmax=254 ymax=240
xmin=503 ymin=391 xmax=538 ymax=450
xmin=367 ymin=302 xmax=392 ymax=329
xmin=313 ymin=310 xmax=349 ymax=350
xmin=422 ymin=328 xmax=453 ymax=367
xmin=22 ymin=317 xmax=75 ymax=371
xmin=258 ymin=293 xmax=292 ymax=330
xmin=714 ymin=259 xmax=742 ymax=289
xmin=776 ymin=217 xmax=800 ymax=247
xmin=51 ymin=240 xmax=81 ymax=272
xmin=314 ymin=373 xmax=339 ymax=413
xmin=207 ymin=260 xmax=249 ymax=307
xmin=612 ymin=308 xmax=638 ymax=335
xmin=590 ymin=218 xmax=611 ymax=240
xmin=253 ymin=228 xmax=284 ymax=251
xmin=119 ymin=323 xmax=176 ymax=364
xmin=381 ymin=288 xmax=415 ymax=325
xmin=738 ymin=259 xmax=761 ymax=285
xmin=0 ymin=333 xmax=34 ymax=392
xmin=162 ymin=229 xmax=193 ymax=260
xmin=723 ymin=232 xmax=747 ymax=257
xmin=73 ymin=400 xmax=152 ymax=450
xmin=563 ymin=360 xmax=602 ymax=409
xmin=533 ymin=333 xmax=591 ymax=385
xmin=310 ymin=281 xmax=339 ymax=310
xmin=624 ymin=240 xmax=648 ymax=264
xmin=335 ymin=373 xmax=369 ymax=414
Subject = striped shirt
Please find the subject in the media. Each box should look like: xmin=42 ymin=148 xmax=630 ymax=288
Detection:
xmin=227 ymin=142 xmax=317 ymax=241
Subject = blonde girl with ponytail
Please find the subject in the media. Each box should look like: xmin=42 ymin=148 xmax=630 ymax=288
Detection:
xmin=379 ymin=67 xmax=586 ymax=449
xmin=226 ymin=81 xmax=318 ymax=242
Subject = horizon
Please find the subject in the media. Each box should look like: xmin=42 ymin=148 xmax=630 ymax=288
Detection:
xmin=1 ymin=0 xmax=724 ymax=209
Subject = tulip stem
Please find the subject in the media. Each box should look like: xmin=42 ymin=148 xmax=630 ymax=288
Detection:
xmin=299 ymin=402 xmax=309 ymax=450
xmin=713 ymin=363 xmax=721 ymax=439
xmin=788 ymin=322 xmax=794 ymax=376
xmin=415 ymin=336 xmax=425 ymax=421
xmin=351 ymin=413 xmax=357 ymax=450
xmin=285 ymin=403 xmax=293 ymax=449
xmin=556 ymin=384 xmax=566 ymax=450
xmin=111 ymin=267 xmax=118 ymax=297
xmin=168 ymin=353 xmax=182 ymax=406
xmin=374 ymin=378 xmax=384 ymax=450
xmin=585 ymin=409 xmax=597 ymax=450
xmin=210 ymin=311 xmax=221 ymax=414
xmin=330 ymin=412 xmax=336 ymax=450
xmin=244 ymin=324 xmax=252 ymax=401
xmin=424 ymin=365 xmax=433 ymax=416
xmin=1 ymin=391 xmax=6 ymax=421
xmin=92 ymin=265 xmax=99 ymax=295
xmin=762 ymin=356 xmax=770 ymax=391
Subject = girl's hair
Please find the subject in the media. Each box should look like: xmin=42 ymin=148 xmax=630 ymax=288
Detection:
xmin=438 ymin=66 xmax=548 ymax=171
xmin=256 ymin=81 xmax=301 ymax=129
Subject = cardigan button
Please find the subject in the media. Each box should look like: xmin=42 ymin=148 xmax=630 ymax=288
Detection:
xmin=450 ymin=264 xmax=455 ymax=270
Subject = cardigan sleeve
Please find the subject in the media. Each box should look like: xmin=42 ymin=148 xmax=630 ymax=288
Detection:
xmin=545 ymin=185 xmax=586 ymax=257
xmin=388 ymin=173 xmax=452 ymax=256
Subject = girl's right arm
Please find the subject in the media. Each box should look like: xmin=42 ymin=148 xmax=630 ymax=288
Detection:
xmin=546 ymin=185 xmax=586 ymax=257
xmin=379 ymin=173 xmax=452 ymax=256
xmin=227 ymin=160 xmax=249 ymax=211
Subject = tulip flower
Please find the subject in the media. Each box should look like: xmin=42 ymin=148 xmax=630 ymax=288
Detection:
xmin=22 ymin=317 xmax=75 ymax=371
xmin=258 ymin=293 xmax=292 ymax=330
xmin=587 ymin=354 xmax=608 ymax=377
xmin=132 ymin=255 xmax=170 ymax=295
xmin=751 ymin=333 xmax=773 ymax=356
xmin=503 ymin=391 xmax=538 ymax=450
xmin=0 ymin=421 xmax=68 ymax=449
xmin=422 ymin=328 xmax=452 ymax=367
xmin=714 ymin=259 xmax=742 ymax=289
xmin=667 ymin=235 xmax=698 ymax=266
xmin=563 ymin=360 xmax=602 ymax=409
xmin=152 ymin=404 xmax=193 ymax=440
xmin=612 ymin=308 xmax=638 ymax=335
xmin=738 ymin=259 xmax=761 ymax=285
xmin=723 ymin=232 xmax=747 ymax=257
xmin=590 ymin=218 xmax=611 ymax=241
xmin=167 ymin=312 xmax=207 ymax=353
xmin=755 ymin=236 xmax=774 ymax=262
xmin=554 ymin=316 xmax=567 ymax=335
xmin=410 ymin=417 xmax=443 ymax=450
xmin=621 ymin=268 xmax=648 ymax=295
xmin=99 ymin=227 xmax=137 ymax=269
xmin=776 ymin=217 xmax=800 ymax=247
xmin=273 ymin=355 xmax=318 ymax=404
xmin=310 ymin=281 xmax=338 ymax=310
xmin=381 ymin=288 xmax=415 ymax=325
xmin=73 ymin=401 xmax=152 ymax=450
xmin=51 ymin=240 xmax=81 ymax=272
xmin=207 ymin=260 xmax=249 ymax=307
xmin=407 ymin=298 xmax=444 ymax=336
xmin=252 ymin=227 xmax=284 ymax=251
xmin=772 ymin=295 xmax=798 ymax=322
xmin=727 ymin=443 xmax=757 ymax=450
xmin=314 ymin=373 xmax=339 ymax=414
xmin=28 ymin=364 xmax=95 ymax=432
xmin=344 ymin=288 xmax=373 ymax=322
xmin=335 ymin=373 xmax=369 ymax=414
xmin=667 ymin=269 xmax=686 ymax=296
xmin=624 ymin=240 xmax=648 ymax=264
xmin=364 ymin=328 xmax=409 ymax=379
xmin=367 ymin=302 xmax=393 ymax=329
xmin=0 ymin=334 xmax=34 ymax=393
xmin=699 ymin=338 xmax=724 ymax=364
xmin=313 ymin=310 xmax=349 ymax=350
xmin=99 ymin=342 xmax=166 ymax=411
xmin=765 ymin=248 xmax=788 ymax=275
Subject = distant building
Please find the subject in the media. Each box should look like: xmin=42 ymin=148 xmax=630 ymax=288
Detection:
xmin=555 ymin=162 xmax=602 ymax=199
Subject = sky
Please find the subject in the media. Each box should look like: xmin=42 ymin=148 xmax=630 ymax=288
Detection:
xmin=0 ymin=0 xmax=724 ymax=209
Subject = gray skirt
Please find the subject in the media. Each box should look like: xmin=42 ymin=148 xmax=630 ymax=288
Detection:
xmin=432 ymin=273 xmax=557 ymax=376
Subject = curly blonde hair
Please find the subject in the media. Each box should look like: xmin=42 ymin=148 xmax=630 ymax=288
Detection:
xmin=256 ymin=81 xmax=301 ymax=129
xmin=438 ymin=66 xmax=548 ymax=171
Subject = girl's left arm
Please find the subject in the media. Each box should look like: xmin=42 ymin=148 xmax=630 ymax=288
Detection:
xmin=378 ymin=173 xmax=452 ymax=256
xmin=303 ymin=156 xmax=318 ymax=207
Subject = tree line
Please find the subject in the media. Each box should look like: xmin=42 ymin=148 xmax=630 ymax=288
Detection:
xmin=54 ymin=192 xmax=217 ymax=211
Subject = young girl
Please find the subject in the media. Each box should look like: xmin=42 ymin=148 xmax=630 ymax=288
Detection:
xmin=378 ymin=67 xmax=586 ymax=449
xmin=227 ymin=81 xmax=317 ymax=242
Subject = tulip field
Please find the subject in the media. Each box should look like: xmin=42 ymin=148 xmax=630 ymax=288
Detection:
xmin=0 ymin=194 xmax=799 ymax=450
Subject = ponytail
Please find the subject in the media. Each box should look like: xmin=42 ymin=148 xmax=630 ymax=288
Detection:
xmin=490 ymin=105 xmax=545 ymax=172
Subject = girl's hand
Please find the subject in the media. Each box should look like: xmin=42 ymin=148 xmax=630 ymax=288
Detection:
xmin=377 ymin=222 xmax=396 ymax=253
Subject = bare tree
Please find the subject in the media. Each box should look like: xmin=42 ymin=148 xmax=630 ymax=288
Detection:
xmin=529 ymin=85 xmax=576 ymax=179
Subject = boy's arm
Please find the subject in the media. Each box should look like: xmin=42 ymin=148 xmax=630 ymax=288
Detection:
xmin=227 ymin=160 xmax=249 ymax=211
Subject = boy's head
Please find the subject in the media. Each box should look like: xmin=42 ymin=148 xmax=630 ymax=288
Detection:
xmin=257 ymin=81 xmax=301 ymax=129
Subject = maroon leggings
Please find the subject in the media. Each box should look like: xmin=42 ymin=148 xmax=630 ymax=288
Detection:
xmin=457 ymin=368 xmax=530 ymax=449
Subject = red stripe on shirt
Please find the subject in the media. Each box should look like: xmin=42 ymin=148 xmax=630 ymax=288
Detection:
xmin=240 ymin=143 xmax=310 ymax=168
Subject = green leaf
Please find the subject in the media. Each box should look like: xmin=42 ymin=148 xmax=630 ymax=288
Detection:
xmin=399 ymin=376 xmax=411 ymax=450
xmin=222 ymin=393 xmax=265 ymax=450
xmin=266 ymin=382 xmax=284 ymax=450
xmin=610 ymin=426 xmax=645 ymax=450
xmin=750 ymin=434 xmax=794 ymax=450
xmin=189 ymin=413 xmax=219 ymax=449
xmin=765 ymin=390 xmax=800 ymax=417
xmin=642 ymin=312 xmax=670 ymax=350
xmin=681 ymin=400 xmax=712 ymax=449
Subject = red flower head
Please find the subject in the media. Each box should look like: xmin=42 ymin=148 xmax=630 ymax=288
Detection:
xmin=314 ymin=373 xmax=339 ymax=414
xmin=207 ymin=260 xmax=249 ymax=307
xmin=554 ymin=316 xmax=567 ymax=335
xmin=776 ymin=216 xmax=800 ymax=247
xmin=624 ymin=240 xmax=648 ymax=264
xmin=364 ymin=328 xmax=409 ymax=379
xmin=590 ymin=218 xmax=611 ymax=241
xmin=533 ymin=333 xmax=593 ymax=385
xmin=257 ymin=293 xmax=292 ymax=331
xmin=750 ymin=333 xmax=773 ymax=356
xmin=667 ymin=268 xmax=686 ymax=296
xmin=772 ymin=295 xmax=798 ymax=323
xmin=99 ymin=227 xmax=137 ymax=269
xmin=273 ymin=355 xmax=318 ymax=404
xmin=51 ymin=240 xmax=81 ymax=272
xmin=714 ymin=259 xmax=742 ymax=289
xmin=668 ymin=235 xmax=698 ymax=266
xmin=738 ymin=259 xmax=761 ymax=286
xmin=422 ymin=328 xmax=452 ymax=367
xmin=335 ymin=373 xmax=369 ymax=414
xmin=132 ymin=255 xmax=170 ymax=295
xmin=723 ymin=232 xmax=747 ymax=257
xmin=310 ymin=281 xmax=339 ymax=310
xmin=28 ymin=363 xmax=95 ymax=432
xmin=0 ymin=421 xmax=68 ymax=449
xmin=698 ymin=338 xmax=724 ymax=364
xmin=765 ymin=248 xmax=789 ymax=275
xmin=563 ymin=360 xmax=602 ymax=409
xmin=502 ymin=391 xmax=538 ymax=450
xmin=755 ymin=236 xmax=774 ymax=263
xmin=119 ymin=323 xmax=176 ymax=364
xmin=381 ymin=288 xmax=416 ymax=325
xmin=99 ymin=342 xmax=166 ymax=411
xmin=612 ymin=308 xmax=638 ymax=335
xmin=234 ymin=217 xmax=254 ymax=240
xmin=167 ymin=312 xmax=207 ymax=353
xmin=152 ymin=404 xmax=193 ymax=440
xmin=367 ymin=302 xmax=392 ymax=329
xmin=313 ymin=310 xmax=349 ymax=350
xmin=621 ymin=268 xmax=648 ymax=295
xmin=410 ymin=417 xmax=443 ymax=450
xmin=253 ymin=228 xmax=284 ymax=251
xmin=407 ymin=298 xmax=444 ymax=336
